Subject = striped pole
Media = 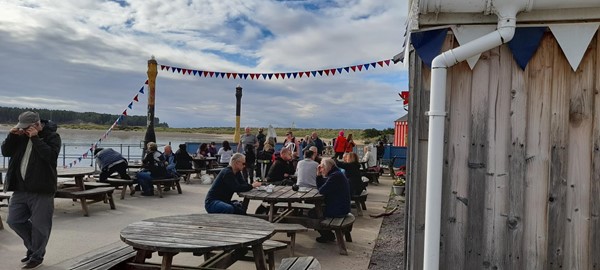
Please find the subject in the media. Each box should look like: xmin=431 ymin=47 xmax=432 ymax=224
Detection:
xmin=233 ymin=85 xmax=242 ymax=143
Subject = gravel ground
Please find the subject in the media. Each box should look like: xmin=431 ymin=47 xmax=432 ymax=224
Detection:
xmin=368 ymin=193 xmax=405 ymax=269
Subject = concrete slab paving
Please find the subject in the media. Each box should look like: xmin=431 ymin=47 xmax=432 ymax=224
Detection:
xmin=0 ymin=175 xmax=394 ymax=270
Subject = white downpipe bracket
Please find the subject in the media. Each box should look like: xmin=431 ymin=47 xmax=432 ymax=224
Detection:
xmin=422 ymin=11 xmax=518 ymax=270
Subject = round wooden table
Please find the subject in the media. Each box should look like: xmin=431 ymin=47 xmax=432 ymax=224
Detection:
xmin=120 ymin=214 xmax=275 ymax=270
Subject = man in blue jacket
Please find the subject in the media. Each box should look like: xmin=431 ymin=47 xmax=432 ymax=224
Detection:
xmin=1 ymin=111 xmax=61 ymax=269
xmin=313 ymin=158 xmax=351 ymax=243
xmin=94 ymin=148 xmax=131 ymax=182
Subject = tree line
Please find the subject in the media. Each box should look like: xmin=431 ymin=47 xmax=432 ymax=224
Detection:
xmin=0 ymin=106 xmax=168 ymax=128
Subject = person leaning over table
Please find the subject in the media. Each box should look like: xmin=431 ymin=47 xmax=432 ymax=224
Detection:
xmin=1 ymin=111 xmax=61 ymax=269
xmin=205 ymin=153 xmax=262 ymax=215
xmin=94 ymin=147 xmax=131 ymax=182
xmin=309 ymin=158 xmax=351 ymax=243
xmin=265 ymin=147 xmax=295 ymax=185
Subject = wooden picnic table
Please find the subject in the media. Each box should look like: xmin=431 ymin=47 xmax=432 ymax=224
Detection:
xmin=193 ymin=156 xmax=217 ymax=170
xmin=56 ymin=167 xmax=116 ymax=216
xmin=239 ymin=186 xmax=324 ymax=226
xmin=120 ymin=214 xmax=275 ymax=270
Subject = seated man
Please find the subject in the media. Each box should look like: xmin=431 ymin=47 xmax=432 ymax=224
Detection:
xmin=205 ymin=153 xmax=262 ymax=215
xmin=174 ymin=143 xmax=193 ymax=170
xmin=94 ymin=148 xmax=131 ymax=182
xmin=311 ymin=158 xmax=351 ymax=243
xmin=136 ymin=142 xmax=167 ymax=196
xmin=265 ymin=147 xmax=295 ymax=185
xmin=295 ymin=150 xmax=318 ymax=188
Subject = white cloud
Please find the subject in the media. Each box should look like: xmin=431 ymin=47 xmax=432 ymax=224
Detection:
xmin=0 ymin=0 xmax=409 ymax=129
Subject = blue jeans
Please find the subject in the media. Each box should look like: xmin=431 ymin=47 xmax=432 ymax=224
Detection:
xmin=205 ymin=200 xmax=246 ymax=215
xmin=136 ymin=171 xmax=154 ymax=195
xmin=7 ymin=192 xmax=55 ymax=263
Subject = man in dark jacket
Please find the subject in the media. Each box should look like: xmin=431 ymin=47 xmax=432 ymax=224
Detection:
xmin=313 ymin=158 xmax=351 ymax=243
xmin=1 ymin=111 xmax=61 ymax=269
xmin=265 ymin=147 xmax=295 ymax=185
xmin=94 ymin=148 xmax=130 ymax=182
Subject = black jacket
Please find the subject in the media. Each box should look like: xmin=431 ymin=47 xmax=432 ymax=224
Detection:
xmin=1 ymin=120 xmax=61 ymax=194
xmin=266 ymin=156 xmax=295 ymax=182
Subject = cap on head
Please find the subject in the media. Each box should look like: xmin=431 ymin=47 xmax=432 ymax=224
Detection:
xmin=339 ymin=130 xmax=344 ymax=136
xmin=15 ymin=111 xmax=40 ymax=129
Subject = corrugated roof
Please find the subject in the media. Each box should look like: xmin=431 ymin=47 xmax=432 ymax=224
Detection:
xmin=395 ymin=114 xmax=408 ymax=122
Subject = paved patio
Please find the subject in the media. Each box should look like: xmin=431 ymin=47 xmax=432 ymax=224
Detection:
xmin=0 ymin=175 xmax=395 ymax=269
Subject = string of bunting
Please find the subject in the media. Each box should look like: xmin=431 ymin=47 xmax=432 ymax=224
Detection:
xmin=158 ymin=58 xmax=394 ymax=80
xmin=64 ymin=80 xmax=148 ymax=168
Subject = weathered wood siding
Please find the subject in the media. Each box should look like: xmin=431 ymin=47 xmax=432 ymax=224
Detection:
xmin=406 ymin=32 xmax=600 ymax=270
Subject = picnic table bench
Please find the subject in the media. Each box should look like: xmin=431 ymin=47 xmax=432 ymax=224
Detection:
xmin=351 ymin=190 xmax=368 ymax=216
xmin=104 ymin=177 xmax=136 ymax=199
xmin=320 ymin=213 xmax=355 ymax=255
xmin=61 ymin=180 xmax=111 ymax=189
xmin=55 ymin=187 xmax=116 ymax=217
xmin=273 ymin=223 xmax=308 ymax=256
xmin=152 ymin=177 xmax=182 ymax=198
xmin=176 ymin=169 xmax=200 ymax=184
xmin=55 ymin=242 xmax=137 ymax=270
xmin=277 ymin=256 xmax=321 ymax=270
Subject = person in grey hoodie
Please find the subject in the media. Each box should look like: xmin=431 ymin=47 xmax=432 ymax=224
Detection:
xmin=1 ymin=111 xmax=61 ymax=269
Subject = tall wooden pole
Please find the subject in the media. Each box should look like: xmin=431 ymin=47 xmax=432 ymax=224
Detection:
xmin=144 ymin=56 xmax=157 ymax=153
xmin=233 ymin=84 xmax=242 ymax=143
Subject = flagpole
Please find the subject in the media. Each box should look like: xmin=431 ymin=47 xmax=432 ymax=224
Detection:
xmin=144 ymin=56 xmax=157 ymax=155
xmin=233 ymin=85 xmax=242 ymax=144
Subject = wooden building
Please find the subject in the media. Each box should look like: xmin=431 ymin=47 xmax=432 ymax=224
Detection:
xmin=404 ymin=0 xmax=600 ymax=269
xmin=395 ymin=115 xmax=409 ymax=147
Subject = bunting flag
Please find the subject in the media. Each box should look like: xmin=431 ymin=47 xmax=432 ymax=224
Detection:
xmin=157 ymin=58 xmax=394 ymax=80
xmin=64 ymin=82 xmax=146 ymax=168
xmin=549 ymin=23 xmax=600 ymax=71
xmin=411 ymin=28 xmax=449 ymax=68
xmin=451 ymin=25 xmax=496 ymax=69
xmin=507 ymin=27 xmax=546 ymax=70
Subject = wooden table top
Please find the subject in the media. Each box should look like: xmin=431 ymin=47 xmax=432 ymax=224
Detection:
xmin=56 ymin=167 xmax=96 ymax=177
xmin=239 ymin=185 xmax=323 ymax=203
xmin=120 ymin=214 xmax=275 ymax=254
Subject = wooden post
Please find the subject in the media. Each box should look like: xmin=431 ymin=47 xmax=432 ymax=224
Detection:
xmin=234 ymin=85 xmax=242 ymax=143
xmin=144 ymin=56 xmax=158 ymax=153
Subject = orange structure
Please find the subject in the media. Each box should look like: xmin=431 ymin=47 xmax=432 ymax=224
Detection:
xmin=394 ymin=115 xmax=408 ymax=147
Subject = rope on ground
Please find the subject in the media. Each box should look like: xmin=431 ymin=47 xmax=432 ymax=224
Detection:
xmin=369 ymin=206 xmax=398 ymax=218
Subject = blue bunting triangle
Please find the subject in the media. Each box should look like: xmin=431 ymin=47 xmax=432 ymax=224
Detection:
xmin=128 ymin=102 xmax=133 ymax=109
xmin=344 ymin=67 xmax=350 ymax=73
xmin=139 ymin=86 xmax=144 ymax=94
xmin=337 ymin=68 xmax=343 ymax=73
xmin=268 ymin=74 xmax=273 ymax=80
xmin=363 ymin=64 xmax=370 ymax=70
xmin=311 ymin=71 xmax=317 ymax=77
xmin=411 ymin=28 xmax=449 ymax=68
xmin=508 ymin=27 xmax=546 ymax=70
xmin=192 ymin=70 xmax=198 ymax=76
xmin=293 ymin=73 xmax=298 ymax=78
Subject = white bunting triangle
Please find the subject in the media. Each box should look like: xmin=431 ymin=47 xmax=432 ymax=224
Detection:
xmin=451 ymin=25 xmax=496 ymax=69
xmin=550 ymin=23 xmax=600 ymax=71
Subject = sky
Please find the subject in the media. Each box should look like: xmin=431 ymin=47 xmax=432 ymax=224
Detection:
xmin=0 ymin=0 xmax=409 ymax=129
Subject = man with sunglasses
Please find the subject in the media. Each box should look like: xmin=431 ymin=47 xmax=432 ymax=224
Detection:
xmin=2 ymin=111 xmax=61 ymax=269
xmin=204 ymin=153 xmax=261 ymax=215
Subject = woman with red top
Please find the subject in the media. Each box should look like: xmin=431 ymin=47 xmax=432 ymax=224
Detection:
xmin=333 ymin=130 xmax=347 ymax=160
xmin=344 ymin=133 xmax=355 ymax=153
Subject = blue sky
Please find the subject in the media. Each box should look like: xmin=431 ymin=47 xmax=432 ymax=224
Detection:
xmin=0 ymin=0 xmax=408 ymax=129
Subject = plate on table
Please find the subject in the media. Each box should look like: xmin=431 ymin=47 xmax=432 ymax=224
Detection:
xmin=298 ymin=187 xmax=310 ymax=193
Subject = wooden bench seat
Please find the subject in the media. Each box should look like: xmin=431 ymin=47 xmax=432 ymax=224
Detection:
xmin=206 ymin=167 xmax=224 ymax=176
xmin=320 ymin=213 xmax=355 ymax=255
xmin=274 ymin=223 xmax=308 ymax=256
xmin=56 ymin=187 xmax=116 ymax=217
xmin=61 ymin=181 xmax=111 ymax=189
xmin=105 ymin=177 xmax=136 ymax=199
xmin=277 ymin=256 xmax=321 ymax=270
xmin=351 ymin=190 xmax=368 ymax=216
xmin=56 ymin=243 xmax=136 ymax=270
xmin=177 ymin=169 xmax=201 ymax=184
xmin=239 ymin=240 xmax=288 ymax=270
xmin=152 ymin=177 xmax=182 ymax=198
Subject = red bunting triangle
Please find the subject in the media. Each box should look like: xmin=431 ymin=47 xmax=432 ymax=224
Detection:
xmin=298 ymin=72 xmax=303 ymax=78
xmin=280 ymin=73 xmax=286 ymax=80
xmin=378 ymin=61 xmax=384 ymax=67
xmin=305 ymin=72 xmax=310 ymax=77
xmin=357 ymin=65 xmax=363 ymax=71
xmin=182 ymin=68 xmax=187 ymax=74
xmin=209 ymin=72 xmax=214 ymax=77
xmin=160 ymin=65 xmax=165 ymax=70
xmin=275 ymin=73 xmax=280 ymax=79
xmin=226 ymin=73 xmax=231 ymax=79
xmin=324 ymin=70 xmax=330 ymax=76
xmin=203 ymin=71 xmax=208 ymax=77
xmin=122 ymin=110 xmax=128 ymax=116
xmin=350 ymin=66 xmax=356 ymax=72
xmin=330 ymin=69 xmax=336 ymax=75
xmin=133 ymin=94 xmax=139 ymax=102
xmin=250 ymin=74 xmax=255 ymax=80
xmin=145 ymin=80 xmax=148 ymax=84
xmin=233 ymin=73 xmax=238 ymax=79
xmin=384 ymin=59 xmax=390 ymax=66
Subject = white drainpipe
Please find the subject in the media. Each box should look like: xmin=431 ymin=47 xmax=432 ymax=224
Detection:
xmin=422 ymin=4 xmax=520 ymax=270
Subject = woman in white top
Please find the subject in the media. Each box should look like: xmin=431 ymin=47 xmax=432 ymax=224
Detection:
xmin=217 ymin=140 xmax=234 ymax=165
xmin=361 ymin=145 xmax=378 ymax=168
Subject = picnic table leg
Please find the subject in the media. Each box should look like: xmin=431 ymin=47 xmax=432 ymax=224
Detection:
xmin=120 ymin=185 xmax=127 ymax=200
xmin=158 ymin=252 xmax=177 ymax=270
xmin=80 ymin=198 xmax=89 ymax=217
xmin=242 ymin=198 xmax=250 ymax=209
xmin=268 ymin=202 xmax=275 ymax=222
xmin=156 ymin=183 xmax=163 ymax=198
xmin=107 ymin=192 xmax=116 ymax=210
xmin=251 ymin=244 xmax=268 ymax=270
xmin=175 ymin=180 xmax=182 ymax=194
xmin=133 ymin=249 xmax=152 ymax=263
